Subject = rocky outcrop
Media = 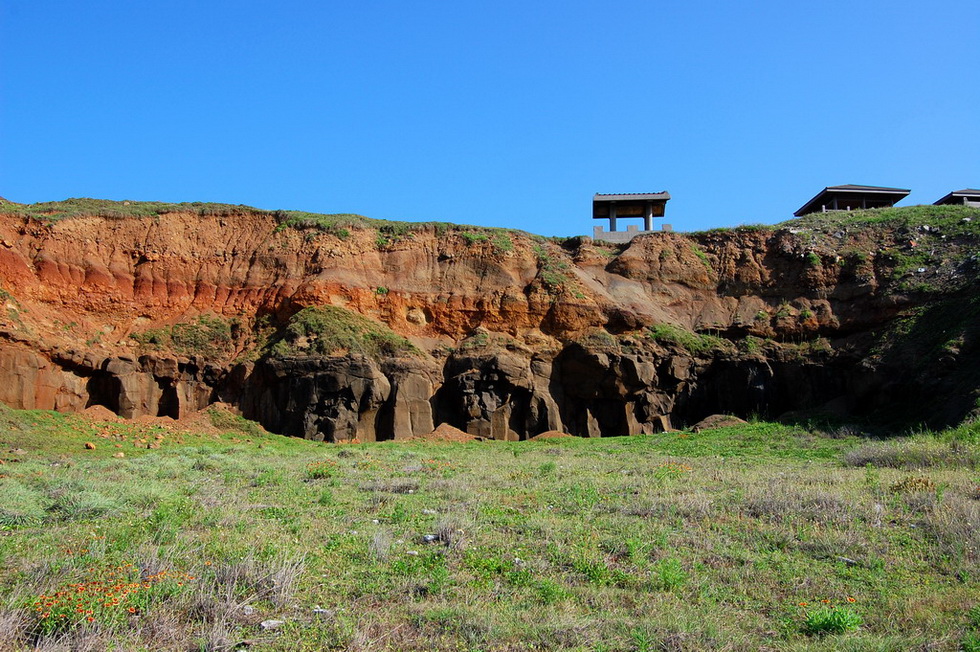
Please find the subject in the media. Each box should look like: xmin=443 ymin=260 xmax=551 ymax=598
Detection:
xmin=0 ymin=345 xmax=218 ymax=418
xmin=236 ymin=355 xmax=391 ymax=442
xmin=0 ymin=345 xmax=89 ymax=412
xmin=1 ymin=202 xmax=978 ymax=437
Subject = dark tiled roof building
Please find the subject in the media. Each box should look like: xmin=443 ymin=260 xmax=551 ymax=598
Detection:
xmin=794 ymin=184 xmax=910 ymax=217
xmin=934 ymin=189 xmax=980 ymax=207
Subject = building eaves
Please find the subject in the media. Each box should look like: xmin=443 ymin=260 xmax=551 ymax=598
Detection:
xmin=825 ymin=184 xmax=911 ymax=193
xmin=593 ymin=192 xmax=670 ymax=202
xmin=794 ymin=184 xmax=910 ymax=217
xmin=934 ymin=189 xmax=980 ymax=205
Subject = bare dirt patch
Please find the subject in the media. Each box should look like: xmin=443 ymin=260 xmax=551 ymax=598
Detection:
xmin=530 ymin=430 xmax=572 ymax=440
xmin=410 ymin=423 xmax=483 ymax=443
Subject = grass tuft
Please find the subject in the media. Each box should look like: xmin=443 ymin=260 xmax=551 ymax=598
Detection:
xmin=0 ymin=479 xmax=47 ymax=528
xmin=801 ymin=605 xmax=862 ymax=636
xmin=131 ymin=315 xmax=236 ymax=359
xmin=843 ymin=438 xmax=980 ymax=469
xmin=647 ymin=323 xmax=729 ymax=355
xmin=267 ymin=305 xmax=418 ymax=361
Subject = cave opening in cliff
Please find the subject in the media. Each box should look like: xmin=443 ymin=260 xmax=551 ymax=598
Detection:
xmin=157 ymin=383 xmax=179 ymax=419
xmin=85 ymin=372 xmax=122 ymax=415
xmin=374 ymin=405 xmax=396 ymax=442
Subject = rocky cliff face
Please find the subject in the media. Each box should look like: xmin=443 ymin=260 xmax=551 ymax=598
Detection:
xmin=1 ymin=200 xmax=978 ymax=438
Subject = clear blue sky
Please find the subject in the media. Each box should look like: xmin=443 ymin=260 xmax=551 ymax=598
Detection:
xmin=2 ymin=0 xmax=978 ymax=235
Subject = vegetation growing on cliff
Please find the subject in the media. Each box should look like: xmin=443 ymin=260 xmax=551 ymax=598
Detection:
xmin=128 ymin=307 xmax=424 ymax=364
xmin=0 ymin=198 xmax=504 ymax=243
xmin=267 ymin=306 xmax=419 ymax=361
xmin=272 ymin=208 xmax=454 ymax=237
xmin=271 ymin=208 xmax=527 ymax=249
xmin=874 ymin=292 xmax=980 ymax=362
xmin=647 ymin=323 xmax=729 ymax=355
xmin=867 ymin=291 xmax=980 ymax=425
xmin=0 ymin=406 xmax=977 ymax=650
xmin=781 ymin=204 xmax=980 ymax=235
xmin=532 ymin=244 xmax=573 ymax=293
xmin=0 ymin=197 xmax=263 ymax=222
xmin=778 ymin=204 xmax=980 ymax=294
xmin=130 ymin=315 xmax=237 ymax=358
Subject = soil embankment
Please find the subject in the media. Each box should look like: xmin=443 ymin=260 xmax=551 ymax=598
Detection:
xmin=1 ymin=200 xmax=978 ymax=439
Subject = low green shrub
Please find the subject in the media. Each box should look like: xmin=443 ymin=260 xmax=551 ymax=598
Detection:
xmin=963 ymin=632 xmax=980 ymax=652
xmin=130 ymin=315 xmax=235 ymax=358
xmin=306 ymin=460 xmax=339 ymax=479
xmin=651 ymin=557 xmax=687 ymax=591
xmin=461 ymin=232 xmax=489 ymax=245
xmin=647 ymin=323 xmax=727 ymax=355
xmin=267 ymin=305 xmax=418 ymax=361
xmin=492 ymin=234 xmax=514 ymax=252
xmin=801 ymin=605 xmax=861 ymax=636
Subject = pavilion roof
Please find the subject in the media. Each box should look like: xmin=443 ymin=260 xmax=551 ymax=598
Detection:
xmin=934 ymin=189 xmax=980 ymax=205
xmin=794 ymin=184 xmax=909 ymax=217
xmin=593 ymin=192 xmax=670 ymax=202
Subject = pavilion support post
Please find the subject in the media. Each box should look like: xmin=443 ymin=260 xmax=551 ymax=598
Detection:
xmin=609 ymin=205 xmax=617 ymax=232
xmin=644 ymin=202 xmax=653 ymax=231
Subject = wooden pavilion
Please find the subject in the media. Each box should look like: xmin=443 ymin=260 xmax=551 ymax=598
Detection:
xmin=794 ymin=185 xmax=909 ymax=217
xmin=592 ymin=192 xmax=670 ymax=242
xmin=934 ymin=189 xmax=980 ymax=207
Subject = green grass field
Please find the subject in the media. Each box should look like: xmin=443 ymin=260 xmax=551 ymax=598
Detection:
xmin=0 ymin=407 xmax=978 ymax=651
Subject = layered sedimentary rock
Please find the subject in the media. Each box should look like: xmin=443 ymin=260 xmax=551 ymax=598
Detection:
xmin=1 ymin=203 xmax=977 ymax=438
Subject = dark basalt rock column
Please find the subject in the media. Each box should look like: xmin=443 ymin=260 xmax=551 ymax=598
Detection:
xmin=237 ymin=354 xmax=390 ymax=442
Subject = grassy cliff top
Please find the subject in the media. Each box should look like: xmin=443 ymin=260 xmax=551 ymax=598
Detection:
xmin=0 ymin=197 xmax=526 ymax=239
xmin=778 ymin=203 xmax=980 ymax=237
xmin=0 ymin=197 xmax=267 ymax=221
xmin=4 ymin=196 xmax=980 ymax=243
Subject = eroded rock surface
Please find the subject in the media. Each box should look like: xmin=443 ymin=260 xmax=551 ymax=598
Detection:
xmin=1 ymin=204 xmax=978 ymax=437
